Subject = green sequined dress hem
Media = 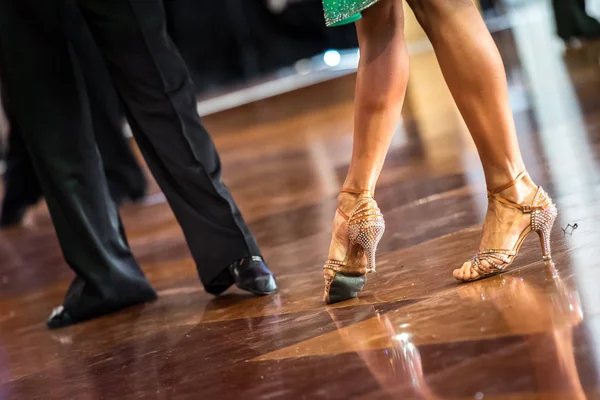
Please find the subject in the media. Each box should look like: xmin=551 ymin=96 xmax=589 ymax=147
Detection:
xmin=323 ymin=0 xmax=381 ymax=27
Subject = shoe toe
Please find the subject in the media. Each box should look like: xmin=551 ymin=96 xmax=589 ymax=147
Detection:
xmin=233 ymin=259 xmax=278 ymax=295
xmin=46 ymin=306 xmax=74 ymax=329
xmin=247 ymin=274 xmax=278 ymax=295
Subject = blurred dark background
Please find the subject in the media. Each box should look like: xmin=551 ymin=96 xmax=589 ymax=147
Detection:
xmin=164 ymin=0 xmax=359 ymax=94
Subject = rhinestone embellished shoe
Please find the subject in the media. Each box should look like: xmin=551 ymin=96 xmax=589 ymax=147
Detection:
xmin=323 ymin=188 xmax=385 ymax=304
xmin=455 ymin=171 xmax=558 ymax=283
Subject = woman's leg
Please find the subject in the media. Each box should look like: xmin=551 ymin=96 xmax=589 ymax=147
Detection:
xmin=405 ymin=0 xmax=539 ymax=279
xmin=327 ymin=0 xmax=409 ymax=266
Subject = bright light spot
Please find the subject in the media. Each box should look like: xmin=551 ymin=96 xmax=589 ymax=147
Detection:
xmin=323 ymin=50 xmax=341 ymax=67
xmin=393 ymin=333 xmax=411 ymax=342
xmin=400 ymin=323 xmax=410 ymax=328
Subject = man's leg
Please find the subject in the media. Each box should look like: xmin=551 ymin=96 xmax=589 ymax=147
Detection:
xmin=64 ymin=3 xmax=147 ymax=204
xmin=552 ymin=0 xmax=600 ymax=41
xmin=0 ymin=110 xmax=43 ymax=227
xmin=0 ymin=0 xmax=156 ymax=328
xmin=572 ymin=0 xmax=600 ymax=38
xmin=77 ymin=0 xmax=276 ymax=294
xmin=0 ymin=5 xmax=145 ymax=227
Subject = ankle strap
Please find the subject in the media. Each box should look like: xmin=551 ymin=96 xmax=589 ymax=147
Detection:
xmin=487 ymin=170 xmax=527 ymax=195
xmin=341 ymin=187 xmax=374 ymax=197
xmin=338 ymin=187 xmax=375 ymax=220
xmin=488 ymin=193 xmax=541 ymax=213
xmin=487 ymin=171 xmax=546 ymax=213
xmin=337 ymin=207 xmax=350 ymax=220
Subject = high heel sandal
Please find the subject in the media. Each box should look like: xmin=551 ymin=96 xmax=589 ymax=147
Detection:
xmin=323 ymin=188 xmax=385 ymax=304
xmin=457 ymin=171 xmax=558 ymax=283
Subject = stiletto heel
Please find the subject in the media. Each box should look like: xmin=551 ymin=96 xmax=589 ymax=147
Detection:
xmin=534 ymin=206 xmax=558 ymax=261
xmin=457 ymin=171 xmax=558 ymax=282
xmin=324 ymin=189 xmax=385 ymax=304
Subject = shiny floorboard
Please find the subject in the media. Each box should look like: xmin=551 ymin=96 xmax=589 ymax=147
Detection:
xmin=1 ymin=5 xmax=600 ymax=400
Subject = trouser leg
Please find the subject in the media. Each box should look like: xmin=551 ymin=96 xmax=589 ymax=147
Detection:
xmin=0 ymin=0 xmax=156 ymax=324
xmin=77 ymin=0 xmax=261 ymax=287
xmin=64 ymin=3 xmax=147 ymax=203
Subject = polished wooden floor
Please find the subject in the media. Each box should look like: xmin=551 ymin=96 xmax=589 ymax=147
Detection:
xmin=2 ymin=6 xmax=600 ymax=400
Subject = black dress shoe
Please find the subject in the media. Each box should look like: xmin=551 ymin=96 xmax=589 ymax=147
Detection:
xmin=46 ymin=288 xmax=158 ymax=329
xmin=46 ymin=306 xmax=74 ymax=329
xmin=205 ymin=256 xmax=278 ymax=296
xmin=230 ymin=256 xmax=278 ymax=295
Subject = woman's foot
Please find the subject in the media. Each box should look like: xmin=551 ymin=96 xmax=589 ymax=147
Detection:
xmin=323 ymin=190 xmax=385 ymax=303
xmin=323 ymin=192 xmax=360 ymax=301
xmin=453 ymin=174 xmax=539 ymax=281
xmin=326 ymin=192 xmax=358 ymax=263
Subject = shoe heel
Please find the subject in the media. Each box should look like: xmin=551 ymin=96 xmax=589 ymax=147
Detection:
xmin=350 ymin=224 xmax=385 ymax=272
xmin=533 ymin=204 xmax=558 ymax=261
xmin=326 ymin=273 xmax=366 ymax=304
xmin=348 ymin=200 xmax=385 ymax=273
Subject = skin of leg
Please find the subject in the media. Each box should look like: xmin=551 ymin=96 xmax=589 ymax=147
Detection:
xmin=405 ymin=0 xmax=540 ymax=280
xmin=327 ymin=0 xmax=409 ymax=266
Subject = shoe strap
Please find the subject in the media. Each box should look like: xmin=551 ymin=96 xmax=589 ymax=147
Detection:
xmin=487 ymin=170 xmax=527 ymax=195
xmin=324 ymin=259 xmax=367 ymax=276
xmin=324 ymin=259 xmax=346 ymax=272
xmin=488 ymin=189 xmax=547 ymax=213
xmin=341 ymin=187 xmax=374 ymax=197
xmin=486 ymin=171 xmax=545 ymax=213
xmin=336 ymin=207 xmax=350 ymax=220
xmin=338 ymin=188 xmax=375 ymax=220
xmin=487 ymin=193 xmax=524 ymax=212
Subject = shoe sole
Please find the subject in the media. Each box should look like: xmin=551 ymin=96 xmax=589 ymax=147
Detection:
xmin=327 ymin=274 xmax=366 ymax=304
xmin=237 ymin=284 xmax=278 ymax=296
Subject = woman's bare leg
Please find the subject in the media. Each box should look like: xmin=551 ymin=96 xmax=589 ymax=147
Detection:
xmin=406 ymin=0 xmax=539 ymax=279
xmin=327 ymin=0 xmax=409 ymax=265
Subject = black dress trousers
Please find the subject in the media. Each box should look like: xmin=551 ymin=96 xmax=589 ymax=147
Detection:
xmin=0 ymin=5 xmax=146 ymax=223
xmin=63 ymin=3 xmax=147 ymax=203
xmin=0 ymin=0 xmax=156 ymax=321
xmin=75 ymin=0 xmax=262 ymax=275
xmin=552 ymin=0 xmax=600 ymax=40
xmin=0 ymin=0 xmax=261 ymax=321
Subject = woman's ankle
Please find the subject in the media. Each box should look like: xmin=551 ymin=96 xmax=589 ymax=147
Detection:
xmin=491 ymin=174 xmax=537 ymax=204
xmin=484 ymin=163 xmax=525 ymax=187
xmin=337 ymin=191 xmax=360 ymax=215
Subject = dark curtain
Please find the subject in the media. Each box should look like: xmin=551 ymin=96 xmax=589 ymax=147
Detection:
xmin=164 ymin=0 xmax=358 ymax=94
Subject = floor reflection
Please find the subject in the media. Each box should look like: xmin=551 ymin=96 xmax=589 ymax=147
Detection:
xmin=458 ymin=262 xmax=586 ymax=398
xmin=2 ymin=2 xmax=600 ymax=398
xmin=327 ymin=307 xmax=438 ymax=399
xmin=326 ymin=261 xmax=589 ymax=399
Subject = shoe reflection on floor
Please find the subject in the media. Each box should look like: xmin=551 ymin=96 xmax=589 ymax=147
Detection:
xmin=327 ymin=261 xmax=585 ymax=399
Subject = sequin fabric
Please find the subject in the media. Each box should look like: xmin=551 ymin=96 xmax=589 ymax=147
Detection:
xmin=322 ymin=0 xmax=381 ymax=27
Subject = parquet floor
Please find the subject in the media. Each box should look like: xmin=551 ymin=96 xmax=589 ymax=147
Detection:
xmin=1 ymin=5 xmax=599 ymax=400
